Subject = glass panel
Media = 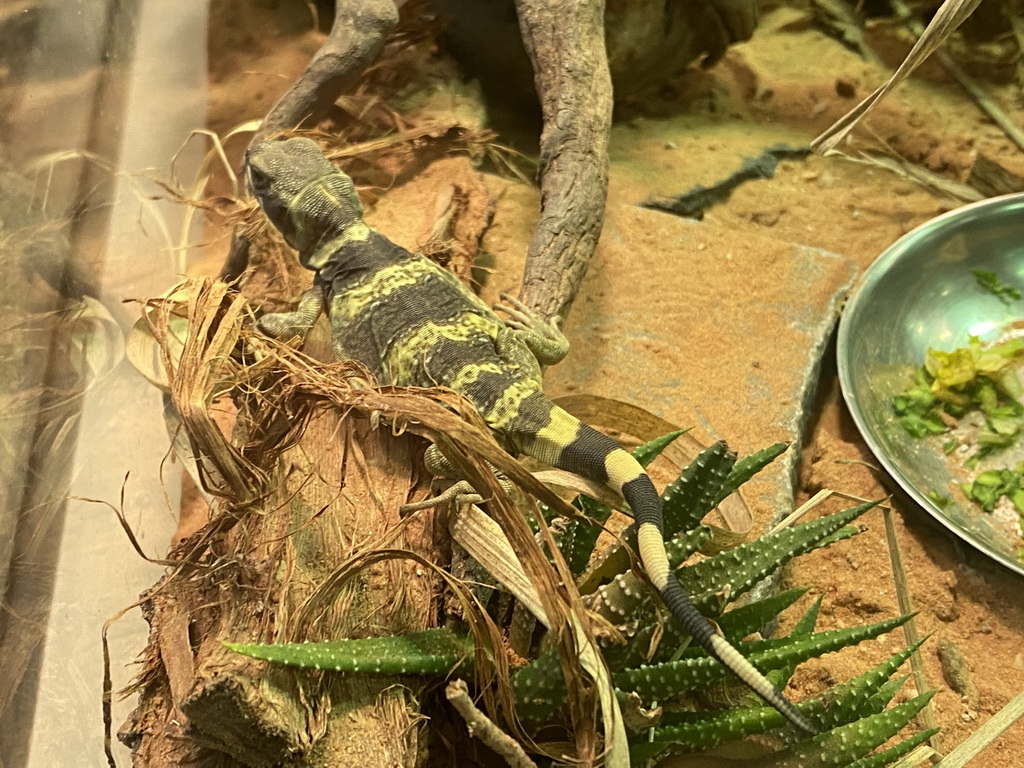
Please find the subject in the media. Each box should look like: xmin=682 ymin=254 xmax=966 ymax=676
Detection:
xmin=0 ymin=1 xmax=209 ymax=764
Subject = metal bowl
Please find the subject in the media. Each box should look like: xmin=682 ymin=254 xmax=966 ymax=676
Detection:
xmin=837 ymin=193 xmax=1024 ymax=576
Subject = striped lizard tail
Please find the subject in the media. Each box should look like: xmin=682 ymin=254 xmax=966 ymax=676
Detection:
xmin=517 ymin=404 xmax=815 ymax=733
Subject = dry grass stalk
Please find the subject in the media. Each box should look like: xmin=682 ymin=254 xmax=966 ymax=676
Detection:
xmin=883 ymin=507 xmax=943 ymax=755
xmin=812 ymin=0 xmax=983 ymax=154
xmin=933 ymin=689 xmax=1024 ymax=767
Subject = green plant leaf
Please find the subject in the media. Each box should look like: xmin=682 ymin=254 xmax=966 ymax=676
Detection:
xmin=561 ymin=494 xmax=614 ymax=575
xmin=715 ymin=587 xmax=811 ymax=644
xmin=223 ymin=628 xmax=473 ymax=675
xmin=589 ymin=526 xmax=713 ymax=633
xmin=678 ymin=500 xmax=879 ymax=614
xmin=714 ymin=442 xmax=789 ymax=507
xmin=510 ymin=647 xmax=563 ymax=726
xmin=633 ymin=640 xmax=924 ymax=763
xmin=790 ymin=595 xmax=823 ymax=637
xmin=632 ymin=428 xmax=690 ymax=468
xmin=661 ymin=441 xmax=736 ymax=538
xmin=845 ymin=727 xmax=940 ymax=768
xmin=629 ymin=703 xmax=787 ymax=764
xmin=764 ymin=691 xmax=936 ymax=767
xmin=614 ymin=613 xmax=912 ymax=702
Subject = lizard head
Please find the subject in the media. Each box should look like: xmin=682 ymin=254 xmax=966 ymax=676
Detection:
xmin=246 ymin=137 xmax=365 ymax=269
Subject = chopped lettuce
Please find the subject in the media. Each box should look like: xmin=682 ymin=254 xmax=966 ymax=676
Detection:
xmin=961 ymin=466 xmax=1024 ymax=516
xmin=894 ymin=334 xmax=1024 ymax=527
xmin=892 ymin=336 xmax=1024 ymax=457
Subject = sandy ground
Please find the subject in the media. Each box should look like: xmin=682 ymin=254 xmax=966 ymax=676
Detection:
xmin=199 ymin=0 xmax=1024 ymax=763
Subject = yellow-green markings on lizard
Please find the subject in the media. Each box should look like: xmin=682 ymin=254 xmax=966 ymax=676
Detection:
xmin=246 ymin=136 xmax=816 ymax=734
xmin=329 ymin=258 xmax=448 ymax=323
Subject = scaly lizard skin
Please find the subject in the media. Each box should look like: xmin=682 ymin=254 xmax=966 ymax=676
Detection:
xmin=246 ymin=137 xmax=814 ymax=733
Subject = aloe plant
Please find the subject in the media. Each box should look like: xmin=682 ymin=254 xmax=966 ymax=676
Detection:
xmin=229 ymin=436 xmax=935 ymax=766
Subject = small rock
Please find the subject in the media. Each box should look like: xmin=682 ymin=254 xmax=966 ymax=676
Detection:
xmin=750 ymin=209 xmax=781 ymax=227
xmin=937 ymin=638 xmax=978 ymax=705
xmin=664 ymin=141 xmax=677 ymax=150
xmin=835 ymin=78 xmax=857 ymax=98
xmin=933 ymin=602 xmax=960 ymax=622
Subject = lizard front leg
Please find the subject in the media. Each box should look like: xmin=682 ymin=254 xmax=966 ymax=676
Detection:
xmin=257 ymin=286 xmax=325 ymax=342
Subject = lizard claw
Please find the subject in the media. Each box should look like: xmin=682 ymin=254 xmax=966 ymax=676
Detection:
xmin=494 ymin=292 xmax=559 ymax=334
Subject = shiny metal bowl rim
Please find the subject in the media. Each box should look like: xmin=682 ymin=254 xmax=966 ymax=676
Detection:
xmin=837 ymin=192 xmax=1024 ymax=576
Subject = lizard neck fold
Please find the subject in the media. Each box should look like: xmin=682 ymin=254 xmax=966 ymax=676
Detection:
xmin=302 ymin=220 xmax=372 ymax=270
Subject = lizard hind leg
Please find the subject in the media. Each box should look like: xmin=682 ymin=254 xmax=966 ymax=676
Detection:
xmin=494 ymin=292 xmax=569 ymax=368
xmin=399 ymin=444 xmax=515 ymax=516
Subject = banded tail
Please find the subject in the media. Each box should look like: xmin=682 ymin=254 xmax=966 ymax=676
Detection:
xmin=517 ymin=404 xmax=815 ymax=733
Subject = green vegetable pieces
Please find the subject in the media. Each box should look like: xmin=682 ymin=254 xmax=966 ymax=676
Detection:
xmin=892 ymin=336 xmax=1024 ymax=455
xmin=961 ymin=467 xmax=1024 ymax=514
xmin=972 ymin=269 xmax=1023 ymax=305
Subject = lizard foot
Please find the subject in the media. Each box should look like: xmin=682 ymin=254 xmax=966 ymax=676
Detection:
xmin=400 ymin=481 xmax=482 ymax=516
xmin=494 ymin=292 xmax=563 ymax=335
xmin=493 ymin=292 xmax=569 ymax=367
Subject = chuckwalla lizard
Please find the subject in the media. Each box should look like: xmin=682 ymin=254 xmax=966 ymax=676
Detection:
xmin=246 ymin=136 xmax=813 ymax=733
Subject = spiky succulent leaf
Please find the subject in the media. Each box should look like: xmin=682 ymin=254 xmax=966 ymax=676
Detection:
xmin=510 ymin=647 xmax=563 ymax=726
xmin=713 ymin=442 xmax=789 ymax=506
xmin=715 ymin=587 xmax=810 ymax=644
xmin=791 ymin=595 xmax=823 ymax=638
xmin=845 ymin=727 xmax=940 ymax=768
xmin=614 ymin=613 xmax=911 ymax=702
xmin=607 ymin=507 xmax=864 ymax=670
xmin=764 ymin=691 xmax=936 ymax=768
xmin=561 ymin=494 xmax=613 ymax=575
xmin=692 ymin=601 xmax=828 ymax=711
xmin=678 ymin=500 xmax=879 ymax=613
xmin=223 ymin=628 xmax=474 ymax=675
xmin=632 ymin=428 xmax=689 ymax=468
xmin=723 ymin=614 xmax=914 ymax=666
xmin=589 ymin=570 xmax=652 ymax=628
xmin=632 ymin=522 xmax=859 ymax=669
xmin=868 ymin=674 xmax=910 ymax=711
xmin=633 ymin=639 xmax=923 ymax=761
xmin=794 ymin=641 xmax=921 ymax=732
xmin=767 ymin=594 xmax=826 ymax=688
xmin=661 ymin=441 xmax=736 ymax=538
xmin=629 ymin=703 xmax=788 ymax=764
xmin=588 ymin=526 xmax=712 ymax=630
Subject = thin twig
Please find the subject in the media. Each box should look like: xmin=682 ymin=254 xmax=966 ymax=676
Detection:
xmin=446 ymin=680 xmax=538 ymax=768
